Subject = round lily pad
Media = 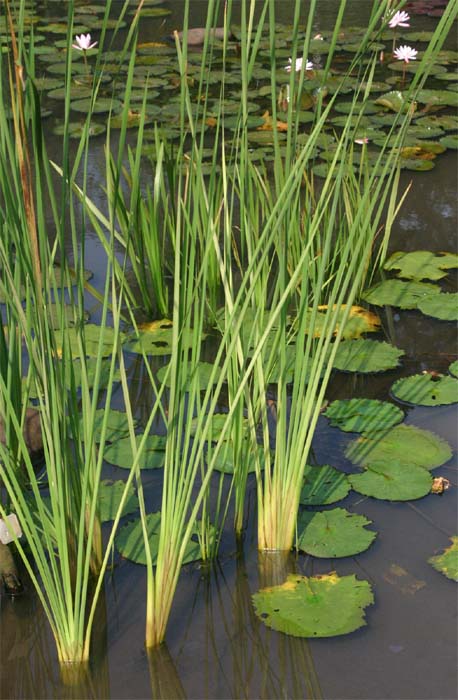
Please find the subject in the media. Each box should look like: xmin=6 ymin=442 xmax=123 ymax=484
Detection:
xmin=428 ymin=537 xmax=458 ymax=582
xmin=116 ymin=512 xmax=201 ymax=566
xmin=362 ymin=279 xmax=441 ymax=309
xmin=416 ymin=89 xmax=458 ymax=107
xmin=391 ymin=374 xmax=458 ymax=406
xmin=325 ymin=399 xmax=404 ymax=433
xmin=345 ymin=424 xmax=453 ymax=471
xmin=439 ymin=135 xmax=458 ymax=149
xmin=449 ymin=360 xmax=458 ymax=378
xmin=252 ymin=573 xmax=374 ymax=638
xmin=124 ymin=320 xmax=207 ymax=356
xmin=297 ymin=508 xmax=376 ymax=558
xmin=384 ymin=250 xmax=458 ymax=281
xmin=417 ymin=293 xmax=458 ymax=321
xmin=299 ymin=464 xmax=350 ymax=505
xmin=70 ymin=97 xmax=122 ymax=114
xmin=80 ymin=408 xmax=138 ymax=442
xmin=99 ymin=479 xmax=138 ymax=522
xmin=104 ymin=435 xmax=166 ymax=470
xmin=54 ymin=324 xmax=123 ymax=358
xmin=349 ymin=461 xmax=432 ymax=501
xmin=333 ymin=339 xmax=404 ymax=374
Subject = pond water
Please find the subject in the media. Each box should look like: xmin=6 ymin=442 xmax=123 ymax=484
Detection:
xmin=1 ymin=1 xmax=457 ymax=699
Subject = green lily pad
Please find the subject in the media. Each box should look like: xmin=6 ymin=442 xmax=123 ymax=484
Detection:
xmin=439 ymin=135 xmax=458 ymax=149
xmin=449 ymin=360 xmax=458 ymax=378
xmin=428 ymin=537 xmax=458 ymax=582
xmin=52 ymin=121 xmax=106 ymax=138
xmin=401 ymin=159 xmax=435 ymax=172
xmin=157 ymin=361 xmax=219 ymax=390
xmin=189 ymin=413 xmax=248 ymax=440
xmin=391 ymin=374 xmax=458 ymax=406
xmin=252 ymin=573 xmax=374 ymax=638
xmin=70 ymin=97 xmax=122 ymax=114
xmin=48 ymin=85 xmax=94 ymax=100
xmin=66 ymin=357 xmax=121 ymax=390
xmin=116 ymin=512 xmax=201 ymax=566
xmin=54 ymin=324 xmax=123 ymax=358
xmin=417 ymin=293 xmax=458 ymax=321
xmin=415 ymin=115 xmax=458 ymax=131
xmin=299 ymin=464 xmax=350 ymax=505
xmin=349 ymin=461 xmax=432 ymax=501
xmin=297 ymin=508 xmax=376 ymax=558
xmin=374 ymin=90 xmax=412 ymax=112
xmin=333 ymin=339 xmax=404 ymax=374
xmin=307 ymin=305 xmax=381 ymax=340
xmin=362 ymin=279 xmax=441 ymax=309
xmin=345 ymin=424 xmax=453 ymax=471
xmin=384 ymin=250 xmax=458 ymax=281
xmin=124 ymin=319 xmax=207 ymax=356
xmin=80 ymin=408 xmax=138 ymax=442
xmin=325 ymin=399 xmax=404 ymax=433
xmin=416 ymin=89 xmax=458 ymax=107
xmin=99 ymin=479 xmax=138 ymax=522
xmin=104 ymin=435 xmax=166 ymax=470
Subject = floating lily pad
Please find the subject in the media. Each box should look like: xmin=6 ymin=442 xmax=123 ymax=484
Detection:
xmin=439 ymin=135 xmax=458 ymax=149
xmin=362 ymin=279 xmax=441 ymax=309
xmin=416 ymin=89 xmax=458 ymax=107
xmin=48 ymin=85 xmax=94 ymax=100
xmin=374 ymin=90 xmax=412 ymax=112
xmin=391 ymin=374 xmax=458 ymax=406
xmin=299 ymin=464 xmax=350 ymax=505
xmin=417 ymin=293 xmax=458 ymax=321
xmin=70 ymin=97 xmax=122 ymax=114
xmin=80 ymin=408 xmax=138 ymax=442
xmin=104 ymin=435 xmax=166 ymax=470
xmin=309 ymin=305 xmax=381 ymax=340
xmin=66 ymin=357 xmax=121 ymax=390
xmin=449 ymin=360 xmax=458 ymax=378
xmin=53 ymin=121 xmax=106 ymax=138
xmin=401 ymin=159 xmax=435 ymax=172
xmin=349 ymin=461 xmax=432 ymax=501
xmin=297 ymin=508 xmax=376 ymax=558
xmin=124 ymin=319 xmax=206 ymax=356
xmin=345 ymin=424 xmax=452 ymax=471
xmin=99 ymin=479 xmax=138 ymax=522
xmin=252 ymin=573 xmax=374 ymax=638
xmin=384 ymin=250 xmax=458 ymax=281
xmin=116 ymin=512 xmax=201 ymax=566
xmin=54 ymin=324 xmax=123 ymax=358
xmin=333 ymin=339 xmax=404 ymax=373
xmin=157 ymin=361 xmax=219 ymax=390
xmin=428 ymin=537 xmax=458 ymax=582
xmin=325 ymin=399 xmax=404 ymax=433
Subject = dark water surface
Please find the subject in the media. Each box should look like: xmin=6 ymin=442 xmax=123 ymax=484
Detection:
xmin=1 ymin=2 xmax=457 ymax=699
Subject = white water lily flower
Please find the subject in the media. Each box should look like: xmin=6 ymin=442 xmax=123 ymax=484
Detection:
xmin=285 ymin=57 xmax=313 ymax=73
xmin=394 ymin=45 xmax=418 ymax=63
xmin=72 ymin=33 xmax=98 ymax=51
xmin=389 ymin=10 xmax=410 ymax=28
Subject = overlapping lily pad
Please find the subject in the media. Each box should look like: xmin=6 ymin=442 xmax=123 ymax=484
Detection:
xmin=297 ymin=508 xmax=376 ymax=558
xmin=345 ymin=424 xmax=452 ymax=470
xmin=116 ymin=512 xmax=201 ymax=566
xmin=417 ymin=293 xmax=458 ymax=321
xmin=99 ymin=479 xmax=138 ymax=522
xmin=299 ymin=464 xmax=350 ymax=505
xmin=80 ymin=408 xmax=138 ymax=442
xmin=349 ymin=461 xmax=433 ymax=501
xmin=362 ymin=279 xmax=441 ymax=309
xmin=428 ymin=537 xmax=458 ymax=582
xmin=310 ymin=305 xmax=381 ymax=340
xmin=449 ymin=360 xmax=458 ymax=378
xmin=124 ymin=319 xmax=207 ymax=356
xmin=391 ymin=374 xmax=458 ymax=406
xmin=54 ymin=324 xmax=124 ymax=358
xmin=325 ymin=398 xmax=404 ymax=433
xmin=252 ymin=573 xmax=374 ymax=638
xmin=383 ymin=250 xmax=458 ymax=281
xmin=104 ymin=434 xmax=166 ymax=469
xmin=332 ymin=339 xmax=404 ymax=373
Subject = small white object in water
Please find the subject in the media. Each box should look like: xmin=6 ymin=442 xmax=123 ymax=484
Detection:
xmin=0 ymin=514 xmax=22 ymax=545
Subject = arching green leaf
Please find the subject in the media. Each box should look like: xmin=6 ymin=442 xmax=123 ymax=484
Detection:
xmin=297 ymin=508 xmax=376 ymax=557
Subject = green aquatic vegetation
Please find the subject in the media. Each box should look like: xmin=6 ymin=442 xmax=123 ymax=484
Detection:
xmin=252 ymin=573 xmax=374 ymax=638
xmin=297 ymin=508 xmax=377 ymax=558
xmin=417 ymin=292 xmax=458 ymax=321
xmin=325 ymin=398 xmax=404 ymax=433
xmin=349 ymin=461 xmax=433 ymax=501
xmin=299 ymin=465 xmax=351 ymax=506
xmin=99 ymin=479 xmax=138 ymax=522
xmin=156 ymin=361 xmax=218 ymax=389
xmin=384 ymin=250 xmax=458 ymax=281
xmin=332 ymin=339 xmax=405 ymax=373
xmin=362 ymin=279 xmax=441 ymax=308
xmin=428 ymin=537 xmax=458 ymax=582
xmin=391 ymin=374 xmax=458 ymax=406
xmin=449 ymin=360 xmax=458 ymax=378
xmin=104 ymin=435 xmax=166 ymax=469
xmin=345 ymin=424 xmax=453 ymax=470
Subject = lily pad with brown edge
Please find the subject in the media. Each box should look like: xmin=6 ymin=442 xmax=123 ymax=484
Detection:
xmin=348 ymin=461 xmax=433 ymax=501
xmin=332 ymin=339 xmax=404 ymax=374
xmin=308 ymin=305 xmax=381 ymax=340
xmin=361 ymin=279 xmax=441 ymax=309
xmin=428 ymin=537 xmax=458 ymax=582
xmin=297 ymin=508 xmax=377 ymax=558
xmin=417 ymin=293 xmax=458 ymax=321
xmin=299 ymin=464 xmax=350 ymax=506
xmin=383 ymin=250 xmax=458 ymax=281
xmin=124 ymin=319 xmax=205 ymax=356
xmin=115 ymin=513 xmax=201 ymax=566
xmin=54 ymin=324 xmax=124 ymax=359
xmin=104 ymin=435 xmax=166 ymax=470
xmin=391 ymin=374 xmax=458 ymax=407
xmin=325 ymin=398 xmax=404 ymax=434
xmin=157 ymin=361 xmax=219 ymax=390
xmin=252 ymin=573 xmax=374 ymax=638
xmin=79 ymin=408 xmax=138 ymax=443
xmin=99 ymin=479 xmax=138 ymax=523
xmin=345 ymin=424 xmax=453 ymax=471
xmin=449 ymin=360 xmax=458 ymax=378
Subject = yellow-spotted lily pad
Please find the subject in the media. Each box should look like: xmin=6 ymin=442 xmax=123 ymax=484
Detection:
xmin=428 ymin=537 xmax=458 ymax=582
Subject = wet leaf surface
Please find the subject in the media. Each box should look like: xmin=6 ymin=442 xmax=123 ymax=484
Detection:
xmin=391 ymin=373 xmax=458 ymax=406
xmin=333 ymin=339 xmax=404 ymax=373
xmin=362 ymin=279 xmax=441 ymax=309
xmin=325 ymin=398 xmax=404 ymax=433
xmin=349 ymin=461 xmax=433 ymax=501
xmin=299 ymin=464 xmax=351 ymax=505
xmin=297 ymin=508 xmax=377 ymax=558
xmin=428 ymin=537 xmax=458 ymax=582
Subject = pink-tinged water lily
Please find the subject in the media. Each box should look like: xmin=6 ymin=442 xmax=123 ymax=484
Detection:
xmin=354 ymin=137 xmax=369 ymax=145
xmin=285 ymin=57 xmax=313 ymax=73
xmin=389 ymin=10 xmax=410 ymax=28
xmin=394 ymin=45 xmax=418 ymax=63
xmin=72 ymin=34 xmax=98 ymax=51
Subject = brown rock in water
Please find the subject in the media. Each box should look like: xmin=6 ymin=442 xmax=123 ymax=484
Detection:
xmin=0 ymin=408 xmax=43 ymax=455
